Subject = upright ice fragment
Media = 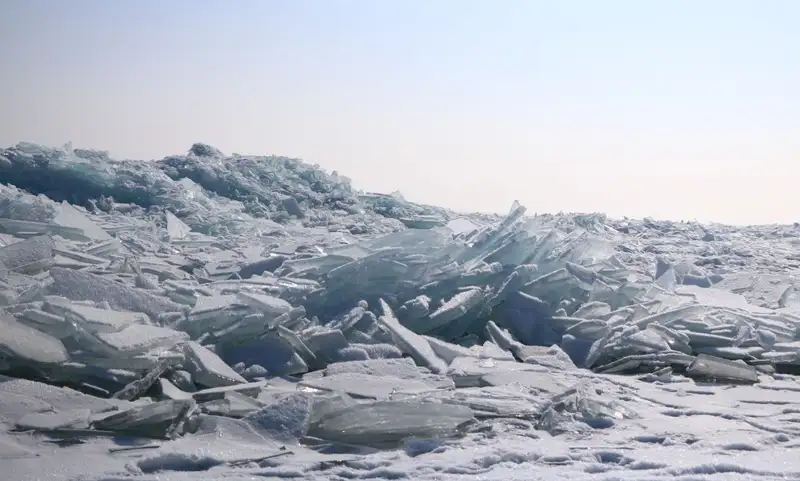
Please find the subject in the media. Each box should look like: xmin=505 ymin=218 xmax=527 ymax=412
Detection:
xmin=165 ymin=211 xmax=191 ymax=240
xmin=376 ymin=299 xmax=448 ymax=374
xmin=184 ymin=341 xmax=247 ymax=388
xmin=53 ymin=201 xmax=113 ymax=240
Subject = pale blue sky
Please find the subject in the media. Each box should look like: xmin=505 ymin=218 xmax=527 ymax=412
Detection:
xmin=1 ymin=1 xmax=799 ymax=224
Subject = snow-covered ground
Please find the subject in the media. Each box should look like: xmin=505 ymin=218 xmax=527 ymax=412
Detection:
xmin=2 ymin=143 xmax=800 ymax=481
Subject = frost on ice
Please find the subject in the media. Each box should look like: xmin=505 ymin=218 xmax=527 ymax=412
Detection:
xmin=2 ymin=142 xmax=800 ymax=479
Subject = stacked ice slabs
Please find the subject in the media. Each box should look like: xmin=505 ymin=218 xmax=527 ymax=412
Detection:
xmin=0 ymin=143 xmax=799 ymax=468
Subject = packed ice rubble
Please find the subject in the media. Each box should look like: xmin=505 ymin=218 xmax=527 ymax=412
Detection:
xmin=2 ymin=142 xmax=800 ymax=478
xmin=0 ymin=142 xmax=451 ymax=236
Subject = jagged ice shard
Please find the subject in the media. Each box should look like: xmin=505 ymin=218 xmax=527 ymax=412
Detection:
xmin=2 ymin=142 xmax=800 ymax=480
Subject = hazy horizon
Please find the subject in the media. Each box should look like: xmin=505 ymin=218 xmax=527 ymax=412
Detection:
xmin=2 ymin=0 xmax=798 ymax=225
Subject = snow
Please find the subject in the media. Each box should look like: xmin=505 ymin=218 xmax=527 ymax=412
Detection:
xmin=1 ymin=142 xmax=800 ymax=480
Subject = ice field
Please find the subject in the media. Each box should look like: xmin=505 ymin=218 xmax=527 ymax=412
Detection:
xmin=1 ymin=142 xmax=800 ymax=481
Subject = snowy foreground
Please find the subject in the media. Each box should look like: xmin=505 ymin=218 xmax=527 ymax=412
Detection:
xmin=2 ymin=144 xmax=800 ymax=480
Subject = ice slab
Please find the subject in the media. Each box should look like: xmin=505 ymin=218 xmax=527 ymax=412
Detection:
xmin=243 ymin=392 xmax=312 ymax=444
xmin=192 ymin=381 xmax=267 ymax=402
xmin=165 ymin=211 xmax=191 ymax=240
xmin=44 ymin=297 xmax=148 ymax=333
xmin=308 ymin=400 xmax=474 ymax=447
xmin=95 ymin=324 xmax=189 ymax=354
xmin=377 ymin=299 xmax=448 ymax=374
xmin=49 ymin=267 xmax=182 ymax=319
xmin=0 ymin=235 xmax=54 ymax=276
xmin=53 ymin=201 xmax=113 ymax=241
xmin=324 ymin=357 xmax=424 ymax=379
xmin=0 ymin=376 xmax=122 ymax=424
xmin=93 ymin=398 xmax=195 ymax=438
xmin=200 ymin=391 xmax=264 ymax=418
xmin=299 ymin=372 xmax=441 ymax=399
xmin=0 ymin=315 xmax=69 ymax=364
xmin=15 ymin=408 xmax=92 ymax=430
xmin=184 ymin=341 xmax=247 ymax=388
xmin=686 ymin=353 xmax=759 ymax=384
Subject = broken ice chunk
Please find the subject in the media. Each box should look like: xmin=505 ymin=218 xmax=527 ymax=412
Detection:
xmin=49 ymin=267 xmax=182 ymax=319
xmin=655 ymin=267 xmax=678 ymax=292
xmin=280 ymin=196 xmax=306 ymax=218
xmin=243 ymin=392 xmax=312 ymax=444
xmin=422 ymin=287 xmax=485 ymax=333
xmin=308 ymin=400 xmax=474 ymax=447
xmin=15 ymin=308 xmax=74 ymax=339
xmin=223 ymin=334 xmax=308 ymax=376
xmin=481 ymin=370 xmax=571 ymax=397
xmin=53 ymin=201 xmax=113 ymax=240
xmin=276 ymin=325 xmax=319 ymax=369
xmin=0 ymin=375 xmax=121 ymax=425
xmin=323 ymin=358 xmax=423 ymax=379
xmin=424 ymin=336 xmax=513 ymax=365
xmin=686 ymin=353 xmax=759 ymax=384
xmin=242 ymin=364 xmax=268 ymax=380
xmin=299 ymin=372 xmax=440 ymax=399
xmin=303 ymin=328 xmax=349 ymax=365
xmin=449 ymin=356 xmax=546 ymax=388
xmin=398 ymin=295 xmax=431 ymax=322
xmin=515 ymin=344 xmax=577 ymax=371
xmin=44 ymin=297 xmax=148 ymax=333
xmin=94 ymin=399 xmax=196 ymax=439
xmin=537 ymin=381 xmax=637 ymax=435
xmin=15 ymin=408 xmax=92 ymax=431
xmin=95 ymin=324 xmax=189 ymax=354
xmin=564 ymin=319 xmax=609 ymax=339
xmin=0 ymin=315 xmax=69 ymax=364
xmin=184 ymin=341 xmax=247 ymax=388
xmin=377 ymin=299 xmax=448 ymax=374
xmin=0 ymin=235 xmax=54 ymax=276
xmin=201 ymin=391 xmax=265 ymax=418
xmin=192 ymin=381 xmax=267 ymax=403
xmin=165 ymin=211 xmax=191 ymax=240
xmin=236 ymin=291 xmax=292 ymax=317
xmin=424 ymin=336 xmax=479 ymax=365
xmin=192 ymin=294 xmax=241 ymax=313
xmin=571 ymin=301 xmax=612 ymax=319
xmin=159 ymin=378 xmax=193 ymax=401
xmin=113 ymin=357 xmax=182 ymax=401
xmin=633 ymin=304 xmax=710 ymax=330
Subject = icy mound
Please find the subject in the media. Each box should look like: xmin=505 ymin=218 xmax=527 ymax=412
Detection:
xmin=0 ymin=142 xmax=449 ymax=236
xmin=3 ymin=142 xmax=800 ymax=480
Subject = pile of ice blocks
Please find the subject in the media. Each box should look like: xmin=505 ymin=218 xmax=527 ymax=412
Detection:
xmin=1 ymin=142 xmax=800 ymax=465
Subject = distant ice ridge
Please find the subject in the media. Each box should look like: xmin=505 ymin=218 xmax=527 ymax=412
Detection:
xmin=0 ymin=141 xmax=453 ymax=236
xmin=3 ymin=142 xmax=800 ymax=480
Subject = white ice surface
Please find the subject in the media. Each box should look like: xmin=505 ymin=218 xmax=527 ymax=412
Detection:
xmin=5 ymin=372 xmax=800 ymax=481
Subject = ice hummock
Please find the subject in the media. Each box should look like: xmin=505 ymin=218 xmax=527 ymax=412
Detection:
xmin=2 ymin=142 xmax=800 ymax=479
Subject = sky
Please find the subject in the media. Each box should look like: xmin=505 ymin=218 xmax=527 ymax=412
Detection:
xmin=1 ymin=0 xmax=799 ymax=225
